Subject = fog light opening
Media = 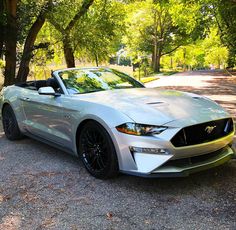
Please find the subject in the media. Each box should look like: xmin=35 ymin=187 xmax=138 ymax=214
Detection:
xmin=129 ymin=146 xmax=170 ymax=155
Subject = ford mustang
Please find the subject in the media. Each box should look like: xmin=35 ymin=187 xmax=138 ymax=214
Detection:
xmin=0 ymin=67 xmax=235 ymax=179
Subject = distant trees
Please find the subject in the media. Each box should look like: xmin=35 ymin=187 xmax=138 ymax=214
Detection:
xmin=161 ymin=28 xmax=229 ymax=70
xmin=213 ymin=0 xmax=236 ymax=67
xmin=123 ymin=0 xmax=204 ymax=72
xmin=194 ymin=0 xmax=236 ymax=67
xmin=0 ymin=0 xmax=236 ymax=86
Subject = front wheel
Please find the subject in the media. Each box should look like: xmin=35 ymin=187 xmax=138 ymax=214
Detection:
xmin=78 ymin=121 xmax=119 ymax=179
xmin=2 ymin=105 xmax=24 ymax=140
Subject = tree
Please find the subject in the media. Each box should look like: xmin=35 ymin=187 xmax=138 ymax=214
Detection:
xmin=46 ymin=0 xmax=94 ymax=68
xmin=4 ymin=0 xmax=17 ymax=86
xmin=203 ymin=28 xmax=229 ymax=68
xmin=16 ymin=1 xmax=52 ymax=82
xmin=124 ymin=0 xmax=203 ymax=72
xmin=2 ymin=0 xmax=52 ymax=86
xmin=0 ymin=0 xmax=5 ymax=59
xmin=195 ymin=0 xmax=236 ymax=67
xmin=214 ymin=0 xmax=236 ymax=67
xmin=72 ymin=0 xmax=125 ymax=66
xmin=161 ymin=27 xmax=229 ymax=70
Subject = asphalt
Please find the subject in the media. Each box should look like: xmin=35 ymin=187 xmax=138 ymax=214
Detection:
xmin=0 ymin=70 xmax=236 ymax=230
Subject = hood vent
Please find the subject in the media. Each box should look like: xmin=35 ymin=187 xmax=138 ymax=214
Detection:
xmin=146 ymin=101 xmax=164 ymax=105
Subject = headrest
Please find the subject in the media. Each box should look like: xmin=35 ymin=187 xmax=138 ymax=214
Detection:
xmin=46 ymin=78 xmax=59 ymax=89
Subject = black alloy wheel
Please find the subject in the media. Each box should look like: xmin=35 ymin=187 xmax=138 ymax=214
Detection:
xmin=2 ymin=105 xmax=24 ymax=140
xmin=79 ymin=121 xmax=119 ymax=179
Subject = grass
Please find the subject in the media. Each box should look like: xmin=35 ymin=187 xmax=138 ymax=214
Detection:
xmin=108 ymin=65 xmax=134 ymax=76
xmin=162 ymin=71 xmax=179 ymax=76
xmin=140 ymin=76 xmax=159 ymax=83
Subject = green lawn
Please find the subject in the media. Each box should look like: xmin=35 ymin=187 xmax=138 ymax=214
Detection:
xmin=140 ymin=76 xmax=159 ymax=83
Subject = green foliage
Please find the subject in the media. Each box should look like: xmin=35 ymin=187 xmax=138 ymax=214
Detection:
xmin=73 ymin=0 xmax=125 ymax=65
xmin=123 ymin=0 xmax=205 ymax=72
xmin=203 ymin=28 xmax=228 ymax=68
xmin=0 ymin=59 xmax=5 ymax=69
xmin=195 ymin=0 xmax=236 ymax=66
xmin=161 ymin=28 xmax=229 ymax=70
xmin=39 ymin=0 xmax=124 ymax=66
xmin=17 ymin=0 xmax=48 ymax=43
xmin=217 ymin=0 xmax=236 ymax=66
xmin=3 ymin=0 xmax=236 ymax=83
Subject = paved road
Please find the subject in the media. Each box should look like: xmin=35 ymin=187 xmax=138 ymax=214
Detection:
xmin=0 ymin=70 xmax=236 ymax=230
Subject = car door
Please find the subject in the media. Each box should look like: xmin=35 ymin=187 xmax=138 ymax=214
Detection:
xmin=21 ymin=90 xmax=69 ymax=146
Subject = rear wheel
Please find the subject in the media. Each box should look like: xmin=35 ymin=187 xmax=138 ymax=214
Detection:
xmin=79 ymin=121 xmax=119 ymax=179
xmin=2 ymin=105 xmax=24 ymax=140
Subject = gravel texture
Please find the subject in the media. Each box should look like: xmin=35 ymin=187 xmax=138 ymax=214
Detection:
xmin=0 ymin=70 xmax=235 ymax=230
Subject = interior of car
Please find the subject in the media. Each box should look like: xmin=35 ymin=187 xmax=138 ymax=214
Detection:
xmin=15 ymin=78 xmax=62 ymax=93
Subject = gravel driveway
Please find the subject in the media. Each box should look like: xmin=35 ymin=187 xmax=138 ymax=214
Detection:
xmin=0 ymin=70 xmax=235 ymax=230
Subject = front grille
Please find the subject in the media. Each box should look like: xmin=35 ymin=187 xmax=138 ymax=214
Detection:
xmin=171 ymin=118 xmax=234 ymax=147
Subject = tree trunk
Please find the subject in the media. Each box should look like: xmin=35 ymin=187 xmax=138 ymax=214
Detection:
xmin=152 ymin=42 xmax=158 ymax=72
xmin=183 ymin=48 xmax=186 ymax=71
xmin=4 ymin=0 xmax=17 ymax=86
xmin=0 ymin=0 xmax=5 ymax=59
xmin=152 ymin=11 xmax=158 ymax=72
xmin=16 ymin=14 xmax=46 ymax=82
xmin=153 ymin=46 xmax=161 ymax=73
xmin=155 ymin=55 xmax=161 ymax=73
xmin=63 ymin=36 xmax=75 ymax=68
xmin=47 ymin=0 xmax=94 ymax=68
xmin=0 ymin=28 xmax=4 ymax=59
xmin=94 ymin=52 xmax=98 ymax=66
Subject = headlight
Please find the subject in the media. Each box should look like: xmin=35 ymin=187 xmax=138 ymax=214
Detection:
xmin=116 ymin=123 xmax=167 ymax=136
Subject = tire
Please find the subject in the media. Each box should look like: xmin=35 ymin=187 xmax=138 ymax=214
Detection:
xmin=2 ymin=105 xmax=24 ymax=140
xmin=78 ymin=121 xmax=119 ymax=179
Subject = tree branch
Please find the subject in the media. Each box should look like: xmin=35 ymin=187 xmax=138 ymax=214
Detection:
xmin=65 ymin=0 xmax=94 ymax=32
xmin=162 ymin=45 xmax=181 ymax=56
xmin=46 ymin=14 xmax=64 ymax=33
xmin=16 ymin=1 xmax=52 ymax=81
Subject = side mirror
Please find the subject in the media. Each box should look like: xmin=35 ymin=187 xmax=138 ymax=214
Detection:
xmin=38 ymin=87 xmax=60 ymax=97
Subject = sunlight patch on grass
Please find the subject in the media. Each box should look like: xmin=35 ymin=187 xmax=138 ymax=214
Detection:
xmin=108 ymin=65 xmax=133 ymax=76
xmin=140 ymin=76 xmax=159 ymax=83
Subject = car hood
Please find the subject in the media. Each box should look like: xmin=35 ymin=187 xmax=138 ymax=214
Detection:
xmin=73 ymin=88 xmax=230 ymax=127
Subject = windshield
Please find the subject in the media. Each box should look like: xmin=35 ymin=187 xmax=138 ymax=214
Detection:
xmin=58 ymin=68 xmax=144 ymax=94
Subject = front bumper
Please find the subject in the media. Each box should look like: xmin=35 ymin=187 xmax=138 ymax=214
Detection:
xmin=111 ymin=127 xmax=235 ymax=177
xmin=121 ymin=145 xmax=235 ymax=177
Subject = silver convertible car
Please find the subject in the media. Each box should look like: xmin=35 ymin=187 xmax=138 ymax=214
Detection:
xmin=0 ymin=67 xmax=235 ymax=179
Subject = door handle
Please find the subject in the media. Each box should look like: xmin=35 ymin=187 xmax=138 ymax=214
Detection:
xmin=21 ymin=97 xmax=31 ymax=102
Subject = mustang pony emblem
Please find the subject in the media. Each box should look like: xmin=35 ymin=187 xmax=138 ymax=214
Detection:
xmin=205 ymin=126 xmax=216 ymax=134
